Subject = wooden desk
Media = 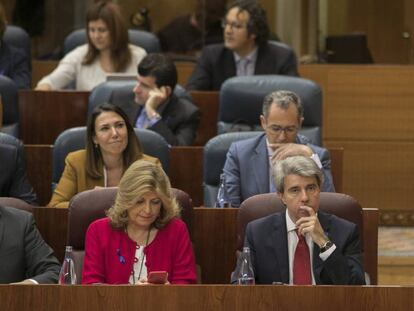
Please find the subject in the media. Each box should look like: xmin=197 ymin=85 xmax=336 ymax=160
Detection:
xmin=19 ymin=90 xmax=89 ymax=144
xmin=0 ymin=285 xmax=409 ymax=311
xmin=32 ymin=207 xmax=378 ymax=285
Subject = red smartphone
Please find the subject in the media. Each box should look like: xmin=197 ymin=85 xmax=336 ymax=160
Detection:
xmin=148 ymin=271 xmax=168 ymax=284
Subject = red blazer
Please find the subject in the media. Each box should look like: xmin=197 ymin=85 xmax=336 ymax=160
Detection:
xmin=82 ymin=217 xmax=197 ymax=284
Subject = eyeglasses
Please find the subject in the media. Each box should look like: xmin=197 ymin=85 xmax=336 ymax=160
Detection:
xmin=286 ymin=184 xmax=319 ymax=197
xmin=221 ymin=19 xmax=246 ymax=31
xmin=266 ymin=125 xmax=298 ymax=136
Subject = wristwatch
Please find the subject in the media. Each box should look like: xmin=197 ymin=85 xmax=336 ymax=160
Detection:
xmin=319 ymin=240 xmax=333 ymax=253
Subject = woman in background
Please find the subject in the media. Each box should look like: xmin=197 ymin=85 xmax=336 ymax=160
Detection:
xmin=82 ymin=160 xmax=197 ymax=284
xmin=48 ymin=103 xmax=159 ymax=208
xmin=36 ymin=1 xmax=146 ymax=91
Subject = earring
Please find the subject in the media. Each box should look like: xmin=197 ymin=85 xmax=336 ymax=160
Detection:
xmin=94 ymin=143 xmax=99 ymax=149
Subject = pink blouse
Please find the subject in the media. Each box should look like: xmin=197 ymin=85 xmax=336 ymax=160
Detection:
xmin=82 ymin=217 xmax=197 ymax=284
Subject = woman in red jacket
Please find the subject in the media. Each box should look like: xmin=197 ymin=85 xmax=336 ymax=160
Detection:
xmin=82 ymin=160 xmax=197 ymax=284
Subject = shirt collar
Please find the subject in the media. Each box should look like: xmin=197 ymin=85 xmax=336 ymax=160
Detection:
xmin=233 ymin=47 xmax=258 ymax=64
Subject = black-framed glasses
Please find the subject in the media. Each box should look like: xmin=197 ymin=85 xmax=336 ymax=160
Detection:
xmin=266 ymin=125 xmax=298 ymax=136
xmin=221 ymin=19 xmax=246 ymax=31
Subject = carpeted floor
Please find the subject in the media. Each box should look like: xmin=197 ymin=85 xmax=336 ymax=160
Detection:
xmin=379 ymin=226 xmax=414 ymax=256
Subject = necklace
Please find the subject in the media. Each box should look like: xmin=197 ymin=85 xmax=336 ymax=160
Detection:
xmin=130 ymin=228 xmax=151 ymax=284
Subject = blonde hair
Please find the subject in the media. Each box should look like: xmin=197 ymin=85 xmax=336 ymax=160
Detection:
xmin=107 ymin=160 xmax=180 ymax=229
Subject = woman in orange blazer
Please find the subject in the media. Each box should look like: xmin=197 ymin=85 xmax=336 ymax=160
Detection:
xmin=48 ymin=103 xmax=159 ymax=208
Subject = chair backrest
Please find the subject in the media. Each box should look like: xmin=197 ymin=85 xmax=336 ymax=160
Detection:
xmin=0 ymin=76 xmax=19 ymax=137
xmin=203 ymin=132 xmax=260 ymax=206
xmin=52 ymin=127 xmax=170 ymax=185
xmin=3 ymin=25 xmax=31 ymax=62
xmin=218 ymin=75 xmax=322 ymax=146
xmin=63 ymin=29 xmax=160 ymax=55
xmin=237 ymin=192 xmax=376 ymax=283
xmin=67 ymin=187 xmax=193 ymax=283
xmin=88 ymin=80 xmax=191 ymax=115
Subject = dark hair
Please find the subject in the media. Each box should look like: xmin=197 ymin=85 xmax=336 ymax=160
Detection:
xmin=138 ymin=53 xmax=177 ymax=90
xmin=262 ymin=90 xmax=303 ymax=123
xmin=0 ymin=3 xmax=6 ymax=38
xmin=86 ymin=103 xmax=143 ymax=178
xmin=83 ymin=1 xmax=131 ymax=72
xmin=228 ymin=0 xmax=269 ymax=46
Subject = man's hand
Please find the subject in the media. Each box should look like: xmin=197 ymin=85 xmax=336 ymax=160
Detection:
xmin=145 ymin=86 xmax=168 ymax=117
xmin=269 ymin=143 xmax=313 ymax=163
xmin=10 ymin=279 xmax=37 ymax=285
xmin=295 ymin=205 xmax=329 ymax=247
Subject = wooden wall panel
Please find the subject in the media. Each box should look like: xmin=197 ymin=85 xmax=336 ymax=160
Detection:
xmin=325 ymin=141 xmax=414 ymax=213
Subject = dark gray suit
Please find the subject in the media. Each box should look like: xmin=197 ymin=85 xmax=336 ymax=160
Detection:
xmin=0 ymin=144 xmax=37 ymax=204
xmin=186 ymin=42 xmax=299 ymax=91
xmin=232 ymin=210 xmax=365 ymax=285
xmin=110 ymin=91 xmax=200 ymax=146
xmin=0 ymin=206 xmax=60 ymax=284
xmin=223 ymin=133 xmax=335 ymax=207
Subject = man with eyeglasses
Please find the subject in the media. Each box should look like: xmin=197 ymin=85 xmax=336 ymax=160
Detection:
xmin=186 ymin=0 xmax=298 ymax=91
xmin=231 ymin=156 xmax=364 ymax=285
xmin=223 ymin=90 xmax=335 ymax=207
xmin=110 ymin=53 xmax=200 ymax=146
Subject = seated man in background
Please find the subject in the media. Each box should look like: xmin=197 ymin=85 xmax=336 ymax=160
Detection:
xmin=232 ymin=156 xmax=365 ymax=285
xmin=186 ymin=0 xmax=298 ymax=91
xmin=0 ymin=142 xmax=38 ymax=205
xmin=0 ymin=205 xmax=61 ymax=284
xmin=111 ymin=53 xmax=200 ymax=146
xmin=0 ymin=3 xmax=31 ymax=89
xmin=223 ymin=90 xmax=334 ymax=207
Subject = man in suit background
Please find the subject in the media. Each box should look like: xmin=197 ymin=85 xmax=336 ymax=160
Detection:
xmin=223 ymin=90 xmax=335 ymax=207
xmin=186 ymin=0 xmax=298 ymax=91
xmin=0 ymin=205 xmax=60 ymax=284
xmin=232 ymin=156 xmax=365 ymax=285
xmin=110 ymin=53 xmax=200 ymax=146
xmin=0 ymin=142 xmax=37 ymax=205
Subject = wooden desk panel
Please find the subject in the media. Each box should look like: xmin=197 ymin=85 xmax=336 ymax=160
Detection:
xmin=19 ymin=90 xmax=89 ymax=144
xmin=190 ymin=91 xmax=219 ymax=146
xmin=1 ymin=285 xmax=409 ymax=311
xmin=25 ymin=144 xmax=53 ymax=206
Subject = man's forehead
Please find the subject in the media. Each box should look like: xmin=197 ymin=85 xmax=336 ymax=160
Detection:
xmin=227 ymin=7 xmax=250 ymax=21
xmin=284 ymin=174 xmax=317 ymax=187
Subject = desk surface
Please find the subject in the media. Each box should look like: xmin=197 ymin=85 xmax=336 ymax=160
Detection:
xmin=0 ymin=285 xmax=412 ymax=311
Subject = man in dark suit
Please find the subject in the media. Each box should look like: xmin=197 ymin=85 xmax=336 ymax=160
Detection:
xmin=232 ymin=156 xmax=365 ymax=285
xmin=223 ymin=90 xmax=334 ymax=207
xmin=0 ymin=143 xmax=37 ymax=205
xmin=0 ymin=205 xmax=60 ymax=284
xmin=110 ymin=53 xmax=200 ymax=146
xmin=186 ymin=0 xmax=298 ymax=91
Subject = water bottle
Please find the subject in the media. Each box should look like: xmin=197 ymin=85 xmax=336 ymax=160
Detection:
xmin=58 ymin=246 xmax=77 ymax=284
xmin=215 ymin=173 xmax=231 ymax=208
xmin=237 ymin=247 xmax=255 ymax=285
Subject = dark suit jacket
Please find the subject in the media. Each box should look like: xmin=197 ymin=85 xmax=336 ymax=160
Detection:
xmin=0 ymin=41 xmax=31 ymax=89
xmin=0 ymin=144 xmax=37 ymax=205
xmin=223 ymin=133 xmax=335 ymax=207
xmin=186 ymin=42 xmax=299 ymax=91
xmin=232 ymin=210 xmax=365 ymax=285
xmin=110 ymin=91 xmax=200 ymax=146
xmin=0 ymin=206 xmax=60 ymax=283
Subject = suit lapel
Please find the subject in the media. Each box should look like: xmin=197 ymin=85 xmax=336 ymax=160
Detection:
xmin=312 ymin=212 xmax=332 ymax=284
xmin=266 ymin=213 xmax=289 ymax=284
xmin=252 ymin=135 xmax=270 ymax=194
xmin=254 ymin=45 xmax=269 ymax=74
